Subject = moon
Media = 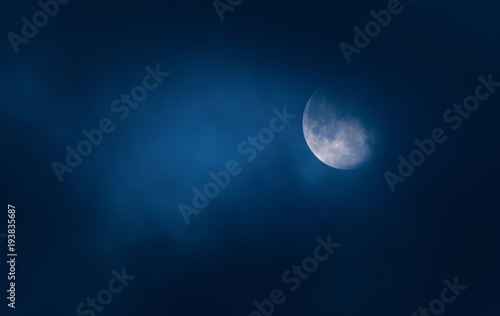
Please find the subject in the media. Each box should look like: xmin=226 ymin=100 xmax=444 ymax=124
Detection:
xmin=302 ymin=85 xmax=372 ymax=170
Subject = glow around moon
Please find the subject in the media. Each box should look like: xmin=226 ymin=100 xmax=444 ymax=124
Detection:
xmin=303 ymin=85 xmax=372 ymax=170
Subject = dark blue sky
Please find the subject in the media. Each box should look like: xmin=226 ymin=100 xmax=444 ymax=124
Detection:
xmin=1 ymin=0 xmax=499 ymax=315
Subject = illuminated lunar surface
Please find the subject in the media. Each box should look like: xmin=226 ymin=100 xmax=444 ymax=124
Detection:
xmin=303 ymin=86 xmax=371 ymax=170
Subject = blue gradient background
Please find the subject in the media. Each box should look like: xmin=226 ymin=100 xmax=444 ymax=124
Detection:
xmin=1 ymin=0 xmax=499 ymax=315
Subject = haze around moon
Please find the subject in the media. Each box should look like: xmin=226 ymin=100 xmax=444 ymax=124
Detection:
xmin=302 ymin=85 xmax=372 ymax=170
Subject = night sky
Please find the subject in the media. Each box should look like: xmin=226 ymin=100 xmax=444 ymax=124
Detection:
xmin=1 ymin=0 xmax=499 ymax=315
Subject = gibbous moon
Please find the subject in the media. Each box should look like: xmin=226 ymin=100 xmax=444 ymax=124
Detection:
xmin=303 ymin=85 xmax=372 ymax=170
